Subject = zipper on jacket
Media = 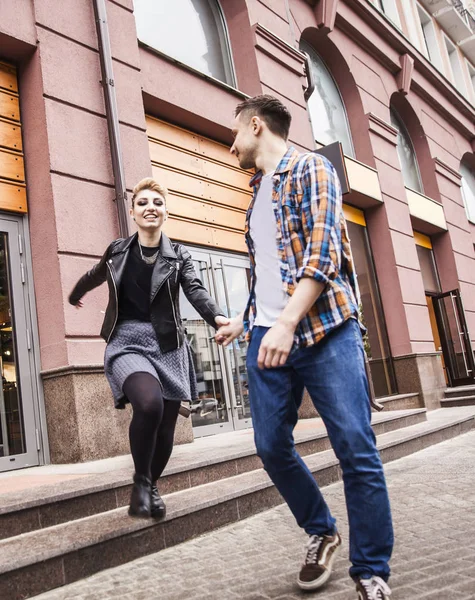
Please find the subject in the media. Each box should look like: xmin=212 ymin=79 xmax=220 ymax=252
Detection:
xmin=167 ymin=278 xmax=180 ymax=348
xmin=106 ymin=260 xmax=119 ymax=343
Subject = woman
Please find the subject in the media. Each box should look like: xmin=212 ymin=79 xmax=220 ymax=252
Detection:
xmin=69 ymin=178 xmax=228 ymax=518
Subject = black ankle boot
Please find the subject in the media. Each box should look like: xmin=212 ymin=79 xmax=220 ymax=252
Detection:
xmin=151 ymin=485 xmax=166 ymax=519
xmin=128 ymin=474 xmax=152 ymax=518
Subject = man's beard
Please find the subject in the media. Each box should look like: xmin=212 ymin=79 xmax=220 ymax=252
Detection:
xmin=238 ymin=150 xmax=256 ymax=170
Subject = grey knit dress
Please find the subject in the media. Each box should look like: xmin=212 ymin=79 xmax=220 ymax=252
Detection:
xmin=104 ymin=320 xmax=198 ymax=409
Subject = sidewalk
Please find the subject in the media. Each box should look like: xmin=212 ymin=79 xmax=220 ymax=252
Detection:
xmin=32 ymin=431 xmax=475 ymax=600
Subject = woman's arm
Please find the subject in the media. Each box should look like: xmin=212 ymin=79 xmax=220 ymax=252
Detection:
xmin=178 ymin=246 xmax=227 ymax=329
xmin=68 ymin=243 xmax=113 ymax=306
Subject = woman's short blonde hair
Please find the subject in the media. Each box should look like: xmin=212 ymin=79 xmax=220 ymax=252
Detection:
xmin=131 ymin=178 xmax=168 ymax=206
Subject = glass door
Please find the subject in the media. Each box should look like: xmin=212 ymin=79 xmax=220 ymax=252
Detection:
xmin=0 ymin=217 xmax=39 ymax=471
xmin=180 ymin=249 xmax=252 ymax=436
xmin=212 ymin=255 xmax=252 ymax=430
xmin=432 ymin=289 xmax=475 ymax=387
xmin=179 ymin=250 xmax=234 ymax=436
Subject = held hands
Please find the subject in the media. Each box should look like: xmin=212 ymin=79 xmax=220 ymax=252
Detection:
xmin=215 ymin=316 xmax=244 ymax=347
xmin=257 ymin=319 xmax=295 ymax=369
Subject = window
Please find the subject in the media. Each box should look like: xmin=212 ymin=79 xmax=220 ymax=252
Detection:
xmin=133 ymin=0 xmax=235 ymax=85
xmin=460 ymin=160 xmax=475 ymax=223
xmin=300 ymin=41 xmax=354 ymax=157
xmin=466 ymin=61 xmax=475 ymax=103
xmin=416 ymin=4 xmax=444 ymax=71
xmin=372 ymin=0 xmax=402 ymax=27
xmin=444 ymin=35 xmax=468 ymax=96
xmin=390 ymin=108 xmax=423 ymax=193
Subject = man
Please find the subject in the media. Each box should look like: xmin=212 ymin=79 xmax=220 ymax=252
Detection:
xmin=216 ymin=95 xmax=393 ymax=600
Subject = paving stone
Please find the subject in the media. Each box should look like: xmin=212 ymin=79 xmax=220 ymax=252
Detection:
xmin=30 ymin=431 xmax=475 ymax=600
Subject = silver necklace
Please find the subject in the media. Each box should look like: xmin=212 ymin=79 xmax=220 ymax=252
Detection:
xmin=138 ymin=243 xmax=159 ymax=265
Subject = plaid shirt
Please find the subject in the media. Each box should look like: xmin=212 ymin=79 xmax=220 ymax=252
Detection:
xmin=243 ymin=147 xmax=359 ymax=348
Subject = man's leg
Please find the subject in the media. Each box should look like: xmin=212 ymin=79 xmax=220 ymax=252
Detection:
xmin=246 ymin=326 xmax=335 ymax=536
xmin=294 ymin=318 xmax=393 ymax=582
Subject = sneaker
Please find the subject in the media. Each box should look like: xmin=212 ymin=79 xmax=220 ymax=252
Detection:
xmin=356 ymin=576 xmax=391 ymax=599
xmin=297 ymin=531 xmax=342 ymax=590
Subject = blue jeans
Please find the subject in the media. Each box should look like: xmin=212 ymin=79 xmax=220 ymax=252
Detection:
xmin=246 ymin=318 xmax=393 ymax=581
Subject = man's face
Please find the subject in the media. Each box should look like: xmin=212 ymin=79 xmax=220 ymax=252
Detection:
xmin=230 ymin=113 xmax=259 ymax=170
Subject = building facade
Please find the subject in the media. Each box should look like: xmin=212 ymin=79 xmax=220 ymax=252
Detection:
xmin=0 ymin=0 xmax=475 ymax=470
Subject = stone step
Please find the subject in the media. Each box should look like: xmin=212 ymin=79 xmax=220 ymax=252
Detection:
xmin=374 ymin=393 xmax=422 ymax=411
xmin=0 ymin=407 xmax=473 ymax=600
xmin=441 ymin=396 xmax=475 ymax=408
xmin=445 ymin=385 xmax=475 ymax=399
xmin=0 ymin=409 xmax=426 ymax=541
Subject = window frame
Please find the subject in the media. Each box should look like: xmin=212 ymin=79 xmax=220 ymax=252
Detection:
xmin=443 ymin=33 xmax=468 ymax=97
xmin=390 ymin=107 xmax=424 ymax=194
xmin=300 ymin=41 xmax=355 ymax=158
xmin=134 ymin=0 xmax=236 ymax=87
xmin=460 ymin=161 xmax=475 ymax=224
xmin=415 ymin=2 xmax=445 ymax=71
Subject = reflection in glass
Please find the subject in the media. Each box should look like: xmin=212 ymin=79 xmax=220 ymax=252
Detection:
xmin=347 ymin=221 xmax=397 ymax=397
xmin=416 ymin=245 xmax=440 ymax=294
xmin=300 ymin=41 xmax=354 ymax=157
xmin=214 ymin=262 xmax=252 ymax=421
xmin=134 ymin=0 xmax=233 ymax=84
xmin=460 ymin=161 xmax=475 ymax=223
xmin=390 ymin=109 xmax=423 ymax=193
xmin=179 ymin=259 xmax=229 ymax=428
xmin=0 ymin=234 xmax=24 ymax=457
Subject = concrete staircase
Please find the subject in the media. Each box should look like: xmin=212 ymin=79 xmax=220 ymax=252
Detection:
xmin=1 ymin=406 xmax=475 ymax=599
xmin=441 ymin=385 xmax=475 ymax=408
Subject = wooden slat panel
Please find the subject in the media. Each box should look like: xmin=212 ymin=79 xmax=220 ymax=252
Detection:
xmin=167 ymin=193 xmax=246 ymax=230
xmin=164 ymin=218 xmax=247 ymax=253
xmin=0 ymin=91 xmax=20 ymax=122
xmin=0 ymin=62 xmax=18 ymax=94
xmin=150 ymin=141 xmax=250 ymax=189
xmin=147 ymin=118 xmax=200 ymax=155
xmin=147 ymin=116 xmax=251 ymax=253
xmin=0 ymin=180 xmax=27 ymax=213
xmin=147 ymin=116 xmax=249 ymax=171
xmin=0 ymin=148 xmax=25 ymax=182
xmin=0 ymin=118 xmax=22 ymax=152
xmin=152 ymin=165 xmax=251 ymax=211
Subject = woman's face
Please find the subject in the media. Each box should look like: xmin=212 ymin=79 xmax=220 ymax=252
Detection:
xmin=130 ymin=189 xmax=167 ymax=232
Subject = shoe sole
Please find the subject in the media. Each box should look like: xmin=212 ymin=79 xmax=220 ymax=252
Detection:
xmin=128 ymin=508 xmax=152 ymax=519
xmin=297 ymin=543 xmax=342 ymax=591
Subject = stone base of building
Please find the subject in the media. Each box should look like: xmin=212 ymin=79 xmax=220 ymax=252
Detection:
xmin=41 ymin=367 xmax=194 ymax=464
xmin=393 ymin=352 xmax=446 ymax=411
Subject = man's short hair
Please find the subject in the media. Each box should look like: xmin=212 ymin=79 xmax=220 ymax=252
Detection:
xmin=235 ymin=95 xmax=292 ymax=140
xmin=131 ymin=177 xmax=167 ymax=206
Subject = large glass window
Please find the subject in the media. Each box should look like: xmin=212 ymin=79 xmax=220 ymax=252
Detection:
xmin=390 ymin=108 xmax=423 ymax=194
xmin=346 ymin=211 xmax=397 ymax=397
xmin=460 ymin=160 xmax=475 ymax=223
xmin=134 ymin=0 xmax=234 ymax=85
xmin=300 ymin=41 xmax=354 ymax=157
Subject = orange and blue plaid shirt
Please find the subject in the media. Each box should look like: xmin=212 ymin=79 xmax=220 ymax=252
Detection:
xmin=243 ymin=147 xmax=359 ymax=348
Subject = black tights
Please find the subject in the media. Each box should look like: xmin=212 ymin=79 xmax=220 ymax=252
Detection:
xmin=123 ymin=372 xmax=180 ymax=483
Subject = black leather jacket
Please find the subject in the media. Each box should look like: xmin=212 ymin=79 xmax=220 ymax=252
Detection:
xmin=68 ymin=233 xmax=225 ymax=352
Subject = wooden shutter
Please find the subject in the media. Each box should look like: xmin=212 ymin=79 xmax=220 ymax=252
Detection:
xmin=146 ymin=116 xmax=251 ymax=253
xmin=0 ymin=61 xmax=27 ymax=213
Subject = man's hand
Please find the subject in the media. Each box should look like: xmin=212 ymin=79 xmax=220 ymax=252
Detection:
xmin=258 ymin=320 xmax=295 ymax=369
xmin=215 ymin=315 xmax=230 ymax=328
xmin=74 ymin=300 xmax=84 ymax=309
xmin=215 ymin=315 xmax=244 ymax=347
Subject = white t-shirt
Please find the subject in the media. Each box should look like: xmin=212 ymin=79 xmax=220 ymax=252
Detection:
xmin=249 ymin=171 xmax=288 ymax=327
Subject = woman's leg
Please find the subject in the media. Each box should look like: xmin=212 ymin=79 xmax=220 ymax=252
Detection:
xmin=123 ymin=372 xmax=164 ymax=480
xmin=150 ymin=400 xmax=180 ymax=483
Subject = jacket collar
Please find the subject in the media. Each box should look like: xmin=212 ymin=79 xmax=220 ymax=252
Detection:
xmin=248 ymin=146 xmax=299 ymax=188
xmin=111 ymin=231 xmax=177 ymax=259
